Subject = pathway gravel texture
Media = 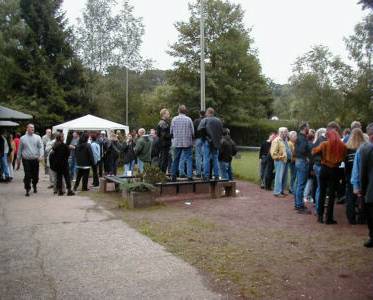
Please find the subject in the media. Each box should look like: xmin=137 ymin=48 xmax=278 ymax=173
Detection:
xmin=0 ymin=170 xmax=221 ymax=300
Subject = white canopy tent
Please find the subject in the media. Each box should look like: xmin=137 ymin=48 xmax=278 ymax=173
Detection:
xmin=52 ymin=115 xmax=129 ymax=139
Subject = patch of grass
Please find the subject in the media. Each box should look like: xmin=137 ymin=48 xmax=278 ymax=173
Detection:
xmin=232 ymin=151 xmax=260 ymax=183
xmin=124 ymin=215 xmax=278 ymax=299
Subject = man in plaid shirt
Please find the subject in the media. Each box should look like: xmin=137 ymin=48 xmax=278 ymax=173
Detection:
xmin=170 ymin=105 xmax=194 ymax=181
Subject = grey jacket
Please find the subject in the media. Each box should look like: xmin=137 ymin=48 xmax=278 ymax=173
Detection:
xmin=360 ymin=143 xmax=373 ymax=204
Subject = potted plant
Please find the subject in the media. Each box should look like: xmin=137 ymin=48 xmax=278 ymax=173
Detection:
xmin=121 ymin=181 xmax=158 ymax=209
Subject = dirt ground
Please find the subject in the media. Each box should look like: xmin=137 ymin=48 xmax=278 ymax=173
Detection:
xmin=94 ymin=181 xmax=373 ymax=299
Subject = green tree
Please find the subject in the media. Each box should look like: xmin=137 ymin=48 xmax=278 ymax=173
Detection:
xmin=167 ymin=0 xmax=272 ymax=122
xmin=288 ymin=45 xmax=355 ymax=125
xmin=344 ymin=13 xmax=373 ymax=122
xmin=359 ymin=0 xmax=373 ymax=10
xmin=76 ymin=0 xmax=117 ymax=73
xmin=0 ymin=0 xmax=91 ymax=127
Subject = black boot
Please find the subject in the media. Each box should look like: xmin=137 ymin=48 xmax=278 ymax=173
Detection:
xmin=25 ymin=189 xmax=30 ymax=197
xmin=33 ymin=185 xmax=37 ymax=193
xmin=67 ymin=190 xmax=75 ymax=196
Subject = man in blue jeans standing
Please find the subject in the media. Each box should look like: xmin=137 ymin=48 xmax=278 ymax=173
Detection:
xmin=193 ymin=111 xmax=206 ymax=177
xmin=170 ymin=105 xmax=194 ymax=181
xmin=197 ymin=107 xmax=223 ymax=181
xmin=295 ymin=123 xmax=311 ymax=214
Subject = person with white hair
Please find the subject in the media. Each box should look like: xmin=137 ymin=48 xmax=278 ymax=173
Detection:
xmin=270 ymin=127 xmax=289 ymax=197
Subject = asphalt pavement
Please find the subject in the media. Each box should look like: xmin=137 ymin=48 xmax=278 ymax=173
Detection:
xmin=0 ymin=169 xmax=220 ymax=300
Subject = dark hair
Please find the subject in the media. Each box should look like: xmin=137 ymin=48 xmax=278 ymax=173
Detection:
xmin=79 ymin=133 xmax=89 ymax=144
xmin=299 ymin=122 xmax=309 ymax=131
xmin=343 ymin=128 xmax=351 ymax=136
xmin=91 ymin=135 xmax=97 ymax=142
xmin=55 ymin=133 xmax=64 ymax=144
xmin=200 ymin=110 xmax=205 ymax=117
xmin=366 ymin=123 xmax=373 ymax=136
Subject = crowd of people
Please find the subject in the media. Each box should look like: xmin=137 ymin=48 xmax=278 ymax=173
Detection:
xmin=0 ymin=104 xmax=237 ymax=194
xmin=259 ymin=120 xmax=373 ymax=248
xmin=2 ymin=111 xmax=373 ymax=248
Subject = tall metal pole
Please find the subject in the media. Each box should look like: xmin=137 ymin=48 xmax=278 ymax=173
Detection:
xmin=125 ymin=67 xmax=129 ymax=125
xmin=200 ymin=0 xmax=206 ymax=111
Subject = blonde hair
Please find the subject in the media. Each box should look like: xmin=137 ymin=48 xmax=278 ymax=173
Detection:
xmin=160 ymin=108 xmax=169 ymax=118
xmin=346 ymin=128 xmax=366 ymax=150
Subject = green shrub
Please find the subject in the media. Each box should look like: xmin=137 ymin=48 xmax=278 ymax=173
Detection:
xmin=227 ymin=119 xmax=298 ymax=146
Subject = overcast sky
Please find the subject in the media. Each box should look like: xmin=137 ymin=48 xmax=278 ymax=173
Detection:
xmin=62 ymin=0 xmax=367 ymax=84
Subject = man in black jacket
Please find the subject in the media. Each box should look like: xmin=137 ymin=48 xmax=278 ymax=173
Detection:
xmin=197 ymin=107 xmax=223 ymax=180
xmin=193 ymin=111 xmax=205 ymax=177
xmin=156 ymin=109 xmax=172 ymax=173
xmin=359 ymin=123 xmax=373 ymax=248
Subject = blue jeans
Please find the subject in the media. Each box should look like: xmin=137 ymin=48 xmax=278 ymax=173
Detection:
xmin=68 ymin=156 xmax=76 ymax=179
xmin=172 ymin=147 xmax=193 ymax=178
xmin=273 ymin=160 xmax=287 ymax=195
xmin=313 ymin=164 xmax=321 ymax=212
xmin=203 ymin=141 xmax=219 ymax=178
xmin=1 ymin=154 xmax=10 ymax=178
xmin=138 ymin=159 xmax=145 ymax=174
xmin=295 ymin=159 xmax=309 ymax=209
xmin=220 ymin=161 xmax=233 ymax=180
xmin=178 ymin=150 xmax=186 ymax=176
xmin=289 ymin=161 xmax=296 ymax=193
xmin=195 ymin=138 xmax=204 ymax=176
xmin=123 ymin=160 xmax=135 ymax=175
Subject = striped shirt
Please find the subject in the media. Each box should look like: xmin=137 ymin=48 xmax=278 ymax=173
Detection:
xmin=170 ymin=113 xmax=194 ymax=148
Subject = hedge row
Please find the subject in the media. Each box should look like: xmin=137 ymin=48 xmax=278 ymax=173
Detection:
xmin=227 ymin=119 xmax=298 ymax=146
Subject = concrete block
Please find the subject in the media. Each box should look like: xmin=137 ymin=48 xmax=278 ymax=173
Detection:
xmin=127 ymin=192 xmax=156 ymax=209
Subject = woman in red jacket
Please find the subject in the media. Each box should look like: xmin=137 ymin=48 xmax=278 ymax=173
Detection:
xmin=312 ymin=129 xmax=347 ymax=224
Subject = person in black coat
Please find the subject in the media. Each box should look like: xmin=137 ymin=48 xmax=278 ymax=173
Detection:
xmin=197 ymin=107 xmax=223 ymax=180
xmin=156 ymin=109 xmax=172 ymax=173
xmin=219 ymin=128 xmax=237 ymax=180
xmin=73 ymin=133 xmax=94 ymax=191
xmin=122 ymin=133 xmax=136 ymax=175
xmin=259 ymin=133 xmax=275 ymax=189
xmin=105 ymin=133 xmax=121 ymax=176
xmin=52 ymin=133 xmax=74 ymax=196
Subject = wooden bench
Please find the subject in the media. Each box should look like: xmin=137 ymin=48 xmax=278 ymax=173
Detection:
xmin=100 ymin=175 xmax=138 ymax=193
xmin=155 ymin=179 xmax=236 ymax=198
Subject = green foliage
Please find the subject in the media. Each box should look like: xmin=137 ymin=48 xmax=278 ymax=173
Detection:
xmin=141 ymin=164 xmax=167 ymax=185
xmin=165 ymin=0 xmax=273 ymax=121
xmin=121 ymin=181 xmax=156 ymax=192
xmin=76 ymin=0 xmax=146 ymax=73
xmin=273 ymin=39 xmax=373 ymax=127
xmin=90 ymin=67 xmax=167 ymax=129
xmin=359 ymin=0 xmax=373 ymax=10
xmin=228 ymin=119 xmax=298 ymax=146
xmin=0 ymin=0 xmax=92 ymax=128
